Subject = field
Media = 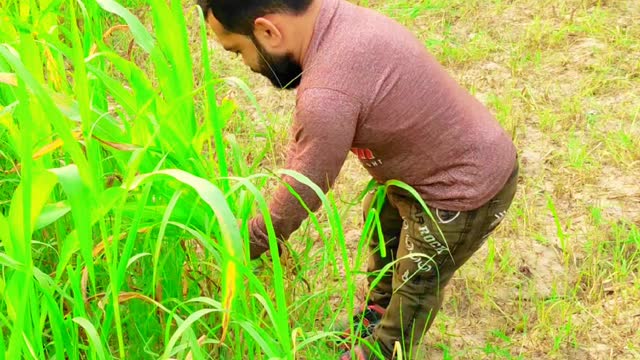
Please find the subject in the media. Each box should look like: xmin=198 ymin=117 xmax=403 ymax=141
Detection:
xmin=0 ymin=0 xmax=639 ymax=359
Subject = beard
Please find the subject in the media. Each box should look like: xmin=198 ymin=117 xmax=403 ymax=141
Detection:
xmin=252 ymin=38 xmax=303 ymax=90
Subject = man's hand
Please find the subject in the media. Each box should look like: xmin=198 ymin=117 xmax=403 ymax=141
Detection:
xmin=249 ymin=239 xmax=270 ymax=260
xmin=239 ymin=219 xmax=275 ymax=260
xmin=239 ymin=218 xmax=284 ymax=260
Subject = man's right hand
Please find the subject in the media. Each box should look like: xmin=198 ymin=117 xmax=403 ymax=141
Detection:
xmin=249 ymin=239 xmax=270 ymax=260
xmin=242 ymin=218 xmax=284 ymax=260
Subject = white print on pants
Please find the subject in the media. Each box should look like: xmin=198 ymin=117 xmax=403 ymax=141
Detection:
xmin=401 ymin=222 xmax=447 ymax=282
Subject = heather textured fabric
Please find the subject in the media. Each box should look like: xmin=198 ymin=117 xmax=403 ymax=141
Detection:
xmin=248 ymin=0 xmax=517 ymax=251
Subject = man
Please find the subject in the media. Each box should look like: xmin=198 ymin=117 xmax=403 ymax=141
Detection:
xmin=198 ymin=0 xmax=518 ymax=359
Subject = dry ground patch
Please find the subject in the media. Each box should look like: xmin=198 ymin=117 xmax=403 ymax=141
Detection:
xmin=198 ymin=0 xmax=639 ymax=358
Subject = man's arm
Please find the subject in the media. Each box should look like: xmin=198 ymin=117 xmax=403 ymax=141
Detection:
xmin=247 ymin=88 xmax=361 ymax=259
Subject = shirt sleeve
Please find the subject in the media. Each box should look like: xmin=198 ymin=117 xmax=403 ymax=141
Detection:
xmin=248 ymin=88 xmax=361 ymax=251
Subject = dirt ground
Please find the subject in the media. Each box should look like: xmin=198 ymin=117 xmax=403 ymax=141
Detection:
xmin=203 ymin=0 xmax=640 ymax=358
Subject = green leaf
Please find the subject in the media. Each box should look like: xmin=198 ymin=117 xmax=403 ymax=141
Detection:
xmin=0 ymin=252 xmax=21 ymax=270
xmin=161 ymin=309 xmax=216 ymax=360
xmin=48 ymin=165 xmax=96 ymax=288
xmin=34 ymin=201 xmax=71 ymax=230
xmin=72 ymin=318 xmax=107 ymax=360
xmin=127 ymin=169 xmax=243 ymax=265
xmin=0 ymin=45 xmax=92 ymax=193
xmin=127 ymin=169 xmax=244 ymax=344
xmin=0 ymin=214 xmax=9 ymax=244
xmin=7 ymin=170 xmax=58 ymax=259
xmin=55 ymin=186 xmax=127 ymax=283
xmin=95 ymin=0 xmax=155 ymax=53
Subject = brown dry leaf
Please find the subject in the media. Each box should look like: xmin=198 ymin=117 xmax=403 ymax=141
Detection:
xmin=184 ymin=335 xmax=209 ymax=360
xmin=5 ymin=130 xmax=83 ymax=174
xmin=182 ymin=261 xmax=190 ymax=298
xmin=219 ymin=263 xmax=236 ymax=343
xmin=3 ymin=163 xmax=20 ymax=174
xmin=92 ymin=136 xmax=140 ymax=152
xmin=81 ymin=227 xmax=151 ymax=301
xmin=103 ymin=24 xmax=130 ymax=41
xmin=32 ymin=130 xmax=83 ymax=160
xmin=43 ymin=46 xmax=63 ymax=91
xmin=117 ymin=292 xmax=150 ymax=303
xmin=7 ymin=130 xmax=138 ymax=175
xmin=0 ymin=73 xmax=17 ymax=86
xmin=87 ymin=292 xmax=161 ymax=312
xmin=89 ymin=24 xmax=130 ymax=56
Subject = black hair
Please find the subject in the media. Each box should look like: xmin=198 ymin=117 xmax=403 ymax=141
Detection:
xmin=197 ymin=0 xmax=314 ymax=35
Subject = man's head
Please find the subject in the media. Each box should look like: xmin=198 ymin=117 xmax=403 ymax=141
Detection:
xmin=199 ymin=0 xmax=316 ymax=89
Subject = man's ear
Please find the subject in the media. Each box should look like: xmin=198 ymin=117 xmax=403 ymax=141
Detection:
xmin=253 ymin=17 xmax=283 ymax=51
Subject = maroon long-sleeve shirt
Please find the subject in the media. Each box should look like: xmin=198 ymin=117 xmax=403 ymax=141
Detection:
xmin=248 ymin=0 xmax=517 ymax=249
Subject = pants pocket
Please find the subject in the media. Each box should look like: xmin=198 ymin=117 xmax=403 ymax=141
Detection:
xmin=393 ymin=203 xmax=472 ymax=286
xmin=481 ymin=168 xmax=519 ymax=238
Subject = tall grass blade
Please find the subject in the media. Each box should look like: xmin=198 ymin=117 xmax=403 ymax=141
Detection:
xmin=73 ymin=318 xmax=108 ymax=360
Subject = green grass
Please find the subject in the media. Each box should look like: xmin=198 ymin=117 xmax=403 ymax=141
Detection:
xmin=1 ymin=0 xmax=639 ymax=359
xmin=0 ymin=0 xmax=300 ymax=358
